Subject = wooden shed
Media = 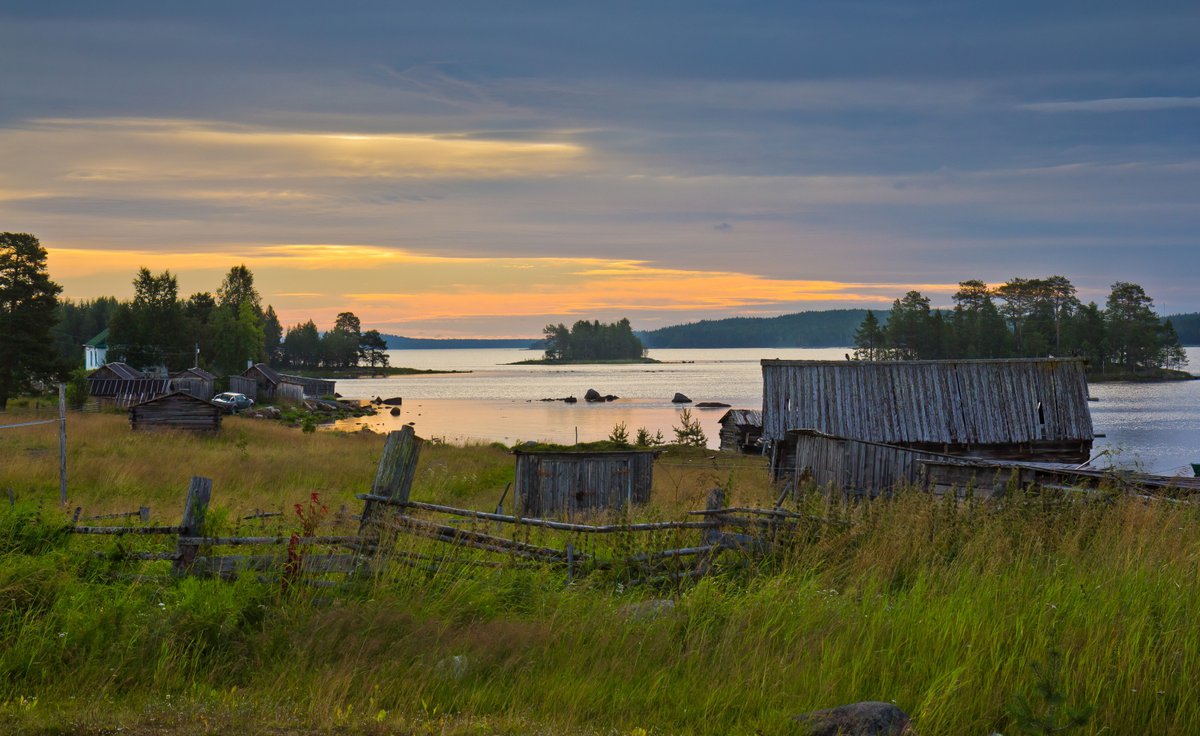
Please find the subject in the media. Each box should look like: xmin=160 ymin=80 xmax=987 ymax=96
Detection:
xmin=279 ymin=373 xmax=336 ymax=398
xmin=236 ymin=363 xmax=333 ymax=404
xmin=781 ymin=429 xmax=962 ymax=499
xmin=87 ymin=363 xmax=172 ymax=407
xmin=718 ymin=409 xmax=763 ymax=453
xmin=513 ymin=449 xmax=655 ymax=517
xmin=129 ymin=391 xmax=222 ymax=432
xmin=761 ymin=358 xmax=1094 ymax=479
xmin=170 ymin=367 xmax=216 ymax=400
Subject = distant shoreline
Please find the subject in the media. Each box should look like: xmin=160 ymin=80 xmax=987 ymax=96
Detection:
xmin=506 ymin=357 xmax=663 ymax=366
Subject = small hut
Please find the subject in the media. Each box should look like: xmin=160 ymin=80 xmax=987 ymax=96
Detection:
xmin=513 ymin=448 xmax=655 ymax=517
xmin=718 ymin=409 xmax=763 ymax=453
xmin=87 ymin=362 xmax=172 ymax=407
xmin=129 ymin=391 xmax=222 ymax=432
xmin=170 ymin=367 xmax=216 ymax=400
xmin=761 ymin=358 xmax=1095 ymax=481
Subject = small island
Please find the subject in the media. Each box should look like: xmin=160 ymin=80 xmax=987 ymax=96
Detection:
xmin=510 ymin=318 xmax=661 ymax=365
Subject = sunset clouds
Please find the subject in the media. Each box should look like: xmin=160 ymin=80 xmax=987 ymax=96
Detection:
xmin=2 ymin=2 xmax=1197 ymax=334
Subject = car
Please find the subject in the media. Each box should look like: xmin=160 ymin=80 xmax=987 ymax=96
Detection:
xmin=211 ymin=392 xmax=254 ymax=413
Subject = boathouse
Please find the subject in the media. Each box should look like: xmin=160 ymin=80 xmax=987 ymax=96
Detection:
xmin=513 ymin=448 xmax=655 ymax=517
xmin=718 ymin=409 xmax=763 ymax=454
xmin=762 ymin=358 xmax=1095 ymax=484
xmin=129 ymin=391 xmax=222 ymax=432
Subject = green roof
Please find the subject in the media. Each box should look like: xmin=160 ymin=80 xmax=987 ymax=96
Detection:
xmin=84 ymin=328 xmax=109 ymax=348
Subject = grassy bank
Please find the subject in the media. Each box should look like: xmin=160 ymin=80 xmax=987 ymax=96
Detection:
xmin=2 ymin=410 xmax=1198 ymax=734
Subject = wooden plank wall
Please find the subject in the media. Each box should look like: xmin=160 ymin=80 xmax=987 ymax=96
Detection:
xmin=228 ymin=375 xmax=257 ymax=401
xmin=275 ymin=382 xmax=305 ymax=405
xmin=279 ymin=375 xmax=336 ymax=398
xmin=782 ymin=430 xmax=950 ymax=498
xmin=130 ymin=394 xmax=222 ymax=432
xmin=172 ymin=376 xmax=214 ymax=401
xmin=761 ymin=359 xmax=1093 ymax=447
xmin=515 ymin=452 xmax=654 ymax=517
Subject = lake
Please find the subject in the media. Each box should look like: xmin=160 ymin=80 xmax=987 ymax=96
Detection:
xmin=331 ymin=347 xmax=1200 ymax=475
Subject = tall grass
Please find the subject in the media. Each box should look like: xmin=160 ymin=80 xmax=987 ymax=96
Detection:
xmin=1 ymin=411 xmax=1198 ymax=733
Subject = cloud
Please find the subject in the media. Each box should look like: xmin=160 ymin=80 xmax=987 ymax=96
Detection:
xmin=1021 ymin=96 xmax=1200 ymax=113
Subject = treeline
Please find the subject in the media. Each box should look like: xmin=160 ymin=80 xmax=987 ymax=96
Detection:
xmin=52 ymin=265 xmax=389 ymax=375
xmin=853 ymin=277 xmax=1188 ymax=375
xmin=639 ymin=309 xmax=867 ymax=348
xmin=1168 ymin=313 xmax=1200 ymax=345
xmin=542 ymin=319 xmax=645 ymax=361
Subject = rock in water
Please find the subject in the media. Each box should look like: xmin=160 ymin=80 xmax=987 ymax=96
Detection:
xmin=382 ymin=396 xmax=403 ymax=406
xmin=389 ymin=407 xmax=401 ymax=416
xmin=695 ymin=401 xmax=731 ymax=408
xmin=791 ymin=702 xmax=912 ymax=736
xmin=671 ymin=393 xmax=692 ymax=403
xmin=584 ymin=388 xmax=602 ymax=402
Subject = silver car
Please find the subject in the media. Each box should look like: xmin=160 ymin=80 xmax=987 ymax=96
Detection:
xmin=211 ymin=392 xmax=254 ymax=413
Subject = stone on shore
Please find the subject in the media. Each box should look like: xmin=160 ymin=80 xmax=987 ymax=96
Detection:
xmin=671 ymin=393 xmax=692 ymax=403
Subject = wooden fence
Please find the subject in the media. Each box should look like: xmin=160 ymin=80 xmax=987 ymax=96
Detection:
xmin=61 ymin=427 xmax=832 ymax=587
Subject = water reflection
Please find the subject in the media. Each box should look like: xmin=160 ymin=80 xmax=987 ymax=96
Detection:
xmin=331 ymin=347 xmax=1200 ymax=474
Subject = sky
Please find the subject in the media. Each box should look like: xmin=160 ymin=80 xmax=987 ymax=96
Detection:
xmin=2 ymin=1 xmax=1198 ymax=336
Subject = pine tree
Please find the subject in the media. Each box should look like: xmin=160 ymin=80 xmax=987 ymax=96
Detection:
xmin=0 ymin=233 xmax=63 ymax=409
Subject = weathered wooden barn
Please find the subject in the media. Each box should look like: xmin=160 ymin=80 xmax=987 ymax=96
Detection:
xmin=779 ymin=429 xmax=974 ymax=499
xmin=170 ymin=367 xmax=216 ymax=400
xmin=129 ymin=391 xmax=222 ymax=432
xmin=231 ymin=364 xmax=334 ymax=404
xmin=513 ymin=449 xmax=655 ymax=517
xmin=761 ymin=358 xmax=1095 ymax=484
xmin=87 ymin=363 xmax=172 ymax=407
xmin=718 ymin=409 xmax=763 ymax=453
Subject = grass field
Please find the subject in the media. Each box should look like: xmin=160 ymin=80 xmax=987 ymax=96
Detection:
xmin=2 ymin=406 xmax=1198 ymax=734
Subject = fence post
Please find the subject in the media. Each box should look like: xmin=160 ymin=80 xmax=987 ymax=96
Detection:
xmin=58 ymin=383 xmax=67 ymax=506
xmin=139 ymin=506 xmax=150 ymax=523
xmin=174 ymin=476 xmax=213 ymax=576
xmin=358 ymin=426 xmax=422 ymax=534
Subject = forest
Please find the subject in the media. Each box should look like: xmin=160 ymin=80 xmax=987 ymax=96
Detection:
xmin=852 ymin=277 xmax=1188 ymax=376
xmin=52 ymin=265 xmax=389 ymax=376
xmin=541 ymin=318 xmax=646 ymax=361
xmin=639 ymin=309 xmax=867 ymax=348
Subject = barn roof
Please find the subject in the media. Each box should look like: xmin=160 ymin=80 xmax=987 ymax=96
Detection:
xmin=719 ymin=409 xmax=762 ymax=427
xmin=243 ymin=363 xmax=281 ymax=384
xmin=130 ymin=390 xmax=218 ymax=409
xmin=172 ymin=367 xmax=216 ymax=381
xmin=88 ymin=362 xmax=144 ymax=380
xmin=761 ymin=358 xmax=1093 ymax=446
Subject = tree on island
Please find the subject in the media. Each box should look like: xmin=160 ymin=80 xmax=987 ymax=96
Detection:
xmin=541 ymin=318 xmax=645 ymax=361
xmin=0 ymin=233 xmax=63 ymax=410
xmin=851 ymin=275 xmax=1187 ymax=375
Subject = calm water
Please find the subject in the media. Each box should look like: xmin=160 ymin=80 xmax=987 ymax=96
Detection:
xmin=331 ymin=347 xmax=1200 ymax=475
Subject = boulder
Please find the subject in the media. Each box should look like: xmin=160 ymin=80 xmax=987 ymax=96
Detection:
xmin=695 ymin=401 xmax=731 ymax=408
xmin=372 ymin=396 xmax=383 ymax=405
xmin=382 ymin=397 xmax=403 ymax=406
xmin=584 ymin=388 xmax=602 ymax=402
xmin=563 ymin=396 xmax=578 ymax=403
xmin=389 ymin=407 xmax=401 ymax=416
xmin=791 ymin=702 xmax=912 ymax=736
xmin=671 ymin=393 xmax=692 ymax=404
